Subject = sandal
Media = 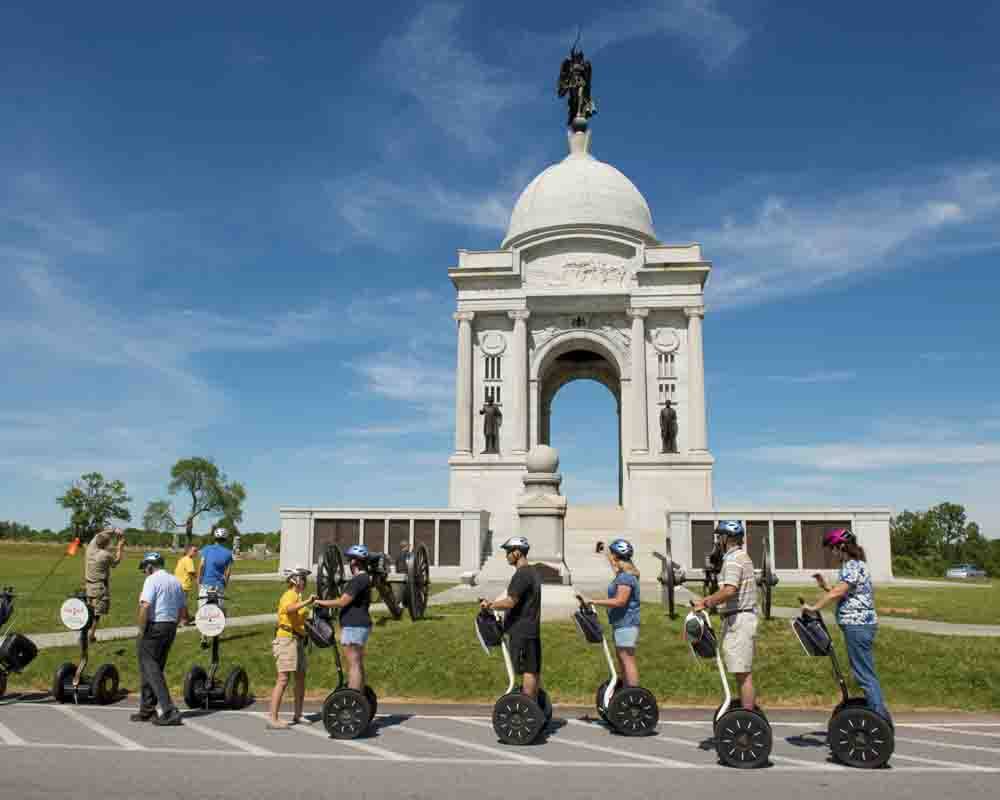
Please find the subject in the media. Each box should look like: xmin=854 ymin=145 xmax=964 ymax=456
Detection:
xmin=266 ymin=720 xmax=290 ymax=730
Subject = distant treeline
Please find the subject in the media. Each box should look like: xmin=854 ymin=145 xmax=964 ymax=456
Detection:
xmin=890 ymin=502 xmax=996 ymax=577
xmin=0 ymin=520 xmax=280 ymax=553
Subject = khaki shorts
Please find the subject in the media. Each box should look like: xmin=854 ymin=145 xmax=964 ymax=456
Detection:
xmin=86 ymin=589 xmax=110 ymax=617
xmin=721 ymin=612 xmax=758 ymax=673
xmin=272 ymin=636 xmax=306 ymax=673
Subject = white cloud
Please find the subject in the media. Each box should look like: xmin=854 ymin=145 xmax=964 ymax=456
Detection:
xmin=752 ymin=442 xmax=1000 ymax=471
xmin=767 ymin=370 xmax=856 ymax=384
xmin=698 ymin=164 xmax=1000 ymax=309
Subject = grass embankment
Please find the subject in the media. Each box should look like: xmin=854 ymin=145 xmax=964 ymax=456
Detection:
xmin=771 ymin=581 xmax=1000 ymax=625
xmin=0 ymin=542 xmax=453 ymax=634
xmin=9 ymin=601 xmax=1000 ymax=711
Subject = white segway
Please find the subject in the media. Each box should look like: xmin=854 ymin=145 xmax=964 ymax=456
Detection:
xmin=475 ymin=607 xmax=551 ymax=745
xmin=183 ymin=589 xmax=249 ymax=709
xmin=52 ymin=594 xmax=120 ymax=704
xmin=684 ymin=606 xmax=772 ymax=768
xmin=573 ymin=597 xmax=659 ymax=735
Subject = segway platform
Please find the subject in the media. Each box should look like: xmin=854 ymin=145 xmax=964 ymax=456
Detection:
xmin=183 ymin=595 xmax=250 ymax=710
xmin=51 ymin=595 xmax=119 ymax=705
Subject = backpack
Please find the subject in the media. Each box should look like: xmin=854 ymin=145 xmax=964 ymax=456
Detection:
xmin=573 ymin=605 xmax=604 ymax=644
xmin=475 ymin=609 xmax=504 ymax=650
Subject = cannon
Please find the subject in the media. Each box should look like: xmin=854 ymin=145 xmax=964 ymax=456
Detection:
xmin=316 ymin=542 xmax=432 ymax=622
xmin=653 ymin=536 xmax=778 ymax=620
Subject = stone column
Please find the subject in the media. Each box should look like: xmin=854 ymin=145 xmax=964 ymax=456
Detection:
xmin=627 ymin=308 xmax=649 ymax=454
xmin=685 ymin=306 xmax=708 ymax=452
xmin=453 ymin=311 xmax=475 ymax=455
xmin=507 ymin=309 xmax=531 ymax=454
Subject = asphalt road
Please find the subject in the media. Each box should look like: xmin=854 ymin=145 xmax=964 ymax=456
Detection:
xmin=1 ymin=697 xmax=999 ymax=800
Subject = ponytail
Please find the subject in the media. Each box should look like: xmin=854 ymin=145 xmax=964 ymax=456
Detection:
xmin=843 ymin=541 xmax=867 ymax=562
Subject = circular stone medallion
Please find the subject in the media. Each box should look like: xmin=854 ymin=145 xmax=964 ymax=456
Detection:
xmin=480 ymin=331 xmax=507 ymax=355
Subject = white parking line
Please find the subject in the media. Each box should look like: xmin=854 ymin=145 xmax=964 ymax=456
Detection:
xmin=54 ymin=705 xmax=145 ymax=750
xmin=923 ymin=725 xmax=1000 ymax=739
xmin=895 ymin=735 xmax=1000 ymax=756
xmin=0 ymin=719 xmax=26 ymax=745
xmin=292 ymin=719 xmax=412 ymax=761
xmin=458 ymin=717 xmax=696 ymax=768
xmin=387 ymin=722 xmax=548 ymax=764
xmin=183 ymin=719 xmax=272 ymax=755
xmin=891 ymin=752 xmax=997 ymax=772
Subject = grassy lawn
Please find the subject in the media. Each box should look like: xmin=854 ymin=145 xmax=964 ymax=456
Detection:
xmin=0 ymin=542 xmax=453 ymax=634
xmin=771 ymin=581 xmax=1000 ymax=625
xmin=7 ymin=601 xmax=999 ymax=711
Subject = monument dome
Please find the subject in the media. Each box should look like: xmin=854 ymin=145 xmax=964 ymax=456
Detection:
xmin=502 ymin=132 xmax=657 ymax=248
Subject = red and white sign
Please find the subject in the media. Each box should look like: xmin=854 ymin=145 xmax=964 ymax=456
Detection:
xmin=195 ymin=604 xmax=226 ymax=638
xmin=60 ymin=597 xmax=91 ymax=631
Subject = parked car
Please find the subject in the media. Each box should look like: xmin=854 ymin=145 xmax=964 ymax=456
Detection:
xmin=946 ymin=563 xmax=988 ymax=579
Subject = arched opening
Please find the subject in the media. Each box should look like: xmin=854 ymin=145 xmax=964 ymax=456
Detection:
xmin=538 ymin=347 xmax=622 ymax=505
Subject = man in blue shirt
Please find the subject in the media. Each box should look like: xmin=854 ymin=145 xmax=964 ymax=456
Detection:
xmin=131 ymin=552 xmax=188 ymax=726
xmin=198 ymin=527 xmax=234 ymax=610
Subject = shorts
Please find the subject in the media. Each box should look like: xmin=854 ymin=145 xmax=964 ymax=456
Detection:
xmin=198 ymin=586 xmax=225 ymax=610
xmin=613 ymin=626 xmax=639 ymax=649
xmin=340 ymin=626 xmax=371 ymax=646
xmin=721 ymin=612 xmax=758 ymax=673
xmin=272 ymin=636 xmax=306 ymax=673
xmin=509 ymin=635 xmax=542 ymax=674
xmin=86 ymin=589 xmax=109 ymax=617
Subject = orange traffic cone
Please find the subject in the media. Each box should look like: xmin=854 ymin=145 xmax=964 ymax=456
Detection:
xmin=66 ymin=537 xmax=81 ymax=556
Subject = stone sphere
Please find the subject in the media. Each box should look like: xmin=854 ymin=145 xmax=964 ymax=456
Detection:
xmin=525 ymin=445 xmax=559 ymax=474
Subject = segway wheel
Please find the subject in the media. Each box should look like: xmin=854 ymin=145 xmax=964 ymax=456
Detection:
xmin=183 ymin=665 xmax=208 ymax=710
xmin=595 ymin=678 xmax=622 ymax=721
xmin=607 ymin=687 xmax=659 ymax=736
xmin=829 ymin=706 xmax=894 ymax=768
xmin=322 ymin=688 xmax=371 ymax=739
xmin=91 ymin=663 xmax=119 ymax=705
xmin=223 ymin=666 xmax=250 ymax=709
xmin=715 ymin=709 xmax=772 ymax=769
xmin=52 ymin=662 xmax=76 ymax=704
xmin=364 ymin=685 xmax=378 ymax=723
xmin=492 ymin=692 xmax=544 ymax=745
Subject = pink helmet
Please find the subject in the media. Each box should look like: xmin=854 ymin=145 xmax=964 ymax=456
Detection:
xmin=822 ymin=528 xmax=855 ymax=548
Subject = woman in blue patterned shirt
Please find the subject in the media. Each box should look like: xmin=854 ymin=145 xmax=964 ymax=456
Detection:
xmin=805 ymin=528 xmax=891 ymax=722
xmin=586 ymin=538 xmax=641 ymax=687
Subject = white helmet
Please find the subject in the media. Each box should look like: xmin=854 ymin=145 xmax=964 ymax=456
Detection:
xmin=282 ymin=566 xmax=311 ymax=581
xmin=213 ymin=528 xmax=229 ymax=540
xmin=501 ymin=536 xmax=530 ymax=554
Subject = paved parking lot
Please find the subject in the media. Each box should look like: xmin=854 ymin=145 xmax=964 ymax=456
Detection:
xmin=1 ymin=696 xmax=999 ymax=800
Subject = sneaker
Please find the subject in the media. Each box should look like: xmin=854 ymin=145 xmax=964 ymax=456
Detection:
xmin=130 ymin=710 xmax=156 ymax=722
xmin=152 ymin=710 xmax=183 ymax=726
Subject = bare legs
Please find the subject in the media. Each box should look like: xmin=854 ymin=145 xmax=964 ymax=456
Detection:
xmin=343 ymin=644 xmax=366 ymax=691
xmin=269 ymin=670 xmax=305 ymax=725
xmin=521 ymin=671 xmax=539 ymax=699
xmin=616 ymin=648 xmax=639 ymax=687
xmin=734 ymin=671 xmax=755 ymax=710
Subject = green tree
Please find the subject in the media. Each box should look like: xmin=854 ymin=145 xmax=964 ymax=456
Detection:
xmin=56 ymin=472 xmax=132 ymax=542
xmin=143 ymin=457 xmax=246 ymax=548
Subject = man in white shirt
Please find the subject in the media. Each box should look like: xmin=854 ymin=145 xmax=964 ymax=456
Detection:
xmin=131 ymin=551 xmax=188 ymax=726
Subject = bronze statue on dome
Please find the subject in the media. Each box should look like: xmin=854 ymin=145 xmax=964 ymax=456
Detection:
xmin=558 ymin=37 xmax=596 ymax=131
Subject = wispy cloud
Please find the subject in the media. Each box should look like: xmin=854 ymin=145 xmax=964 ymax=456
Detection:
xmin=752 ymin=442 xmax=1000 ymax=471
xmin=767 ymin=370 xmax=856 ymax=384
xmin=699 ymin=164 xmax=1000 ymax=309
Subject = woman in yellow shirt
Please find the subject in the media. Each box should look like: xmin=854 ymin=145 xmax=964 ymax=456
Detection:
xmin=267 ymin=567 xmax=316 ymax=729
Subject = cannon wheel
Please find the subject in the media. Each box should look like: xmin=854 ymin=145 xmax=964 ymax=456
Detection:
xmin=407 ymin=543 xmax=431 ymax=621
xmin=759 ymin=538 xmax=776 ymax=621
xmin=375 ymin=578 xmax=403 ymax=620
xmin=317 ymin=545 xmax=346 ymax=603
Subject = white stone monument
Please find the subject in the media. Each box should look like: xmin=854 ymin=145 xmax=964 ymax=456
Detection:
xmin=513 ymin=445 xmax=569 ymax=584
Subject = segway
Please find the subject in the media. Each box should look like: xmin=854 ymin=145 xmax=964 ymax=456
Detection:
xmin=475 ymin=607 xmax=551 ymax=745
xmin=0 ymin=586 xmax=38 ymax=698
xmin=311 ymin=545 xmax=378 ymax=739
xmin=573 ymin=597 xmax=658 ymax=735
xmin=684 ymin=606 xmax=772 ymax=768
xmin=183 ymin=589 xmax=250 ymax=710
xmin=793 ymin=599 xmax=894 ymax=768
xmin=52 ymin=593 xmax=120 ymax=704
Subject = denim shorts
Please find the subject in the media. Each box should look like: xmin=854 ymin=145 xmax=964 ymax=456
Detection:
xmin=340 ymin=625 xmax=371 ymax=646
xmin=613 ymin=626 xmax=639 ymax=648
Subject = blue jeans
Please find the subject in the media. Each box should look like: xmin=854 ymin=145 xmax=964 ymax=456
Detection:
xmin=841 ymin=624 xmax=890 ymax=720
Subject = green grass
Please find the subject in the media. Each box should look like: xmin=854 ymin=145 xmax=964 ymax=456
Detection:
xmin=0 ymin=542 xmax=454 ymax=634
xmin=7 ymin=601 xmax=999 ymax=711
xmin=772 ymin=581 xmax=1000 ymax=625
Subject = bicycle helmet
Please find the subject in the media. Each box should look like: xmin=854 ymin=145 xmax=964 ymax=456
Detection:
xmin=213 ymin=527 xmax=229 ymax=540
xmin=608 ymin=538 xmax=634 ymax=560
xmin=714 ymin=520 xmax=745 ymax=539
xmin=282 ymin=566 xmax=311 ymax=581
xmin=822 ymin=528 xmax=856 ymax=548
xmin=139 ymin=551 xmax=164 ymax=571
xmin=345 ymin=544 xmax=369 ymax=561
xmin=500 ymin=536 xmax=530 ymax=554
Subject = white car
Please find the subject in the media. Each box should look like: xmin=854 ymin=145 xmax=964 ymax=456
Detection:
xmin=946 ymin=564 xmax=987 ymax=579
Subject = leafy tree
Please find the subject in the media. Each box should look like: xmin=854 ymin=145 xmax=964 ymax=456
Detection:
xmin=56 ymin=472 xmax=132 ymax=542
xmin=143 ymin=457 xmax=246 ymax=547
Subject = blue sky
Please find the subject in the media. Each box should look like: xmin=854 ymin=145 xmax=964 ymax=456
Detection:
xmin=2 ymin=1 xmax=998 ymax=534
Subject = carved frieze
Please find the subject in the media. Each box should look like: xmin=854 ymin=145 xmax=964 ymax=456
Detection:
xmin=525 ymin=251 xmax=639 ymax=290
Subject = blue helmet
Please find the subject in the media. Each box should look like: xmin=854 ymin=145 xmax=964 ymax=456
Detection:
xmin=608 ymin=538 xmax=634 ymax=560
xmin=714 ymin=520 xmax=745 ymax=539
xmin=344 ymin=544 xmax=369 ymax=561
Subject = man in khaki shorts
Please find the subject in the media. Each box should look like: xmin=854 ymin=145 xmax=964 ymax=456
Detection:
xmin=84 ymin=528 xmax=125 ymax=643
xmin=693 ymin=521 xmax=758 ymax=710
